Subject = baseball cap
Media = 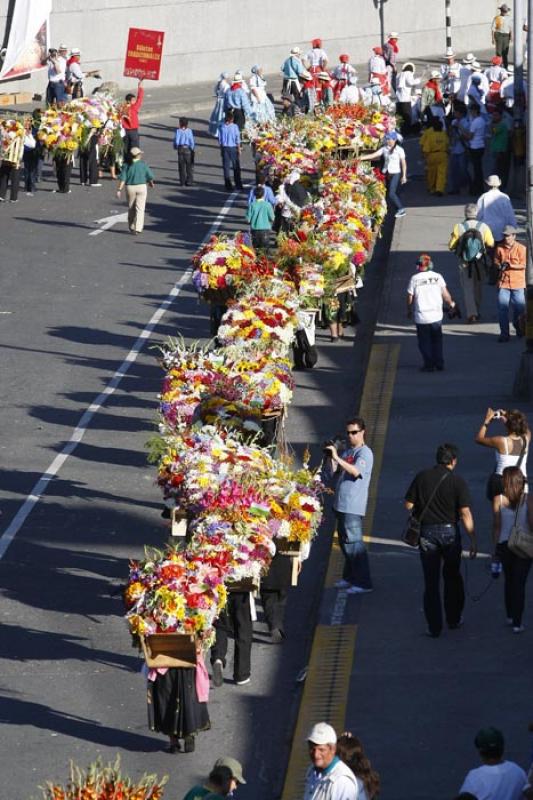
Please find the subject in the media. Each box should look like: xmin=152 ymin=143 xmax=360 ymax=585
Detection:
xmin=503 ymin=225 xmax=518 ymax=235
xmin=307 ymin=722 xmax=337 ymax=745
xmin=474 ymin=727 xmax=504 ymax=756
xmin=214 ymin=757 xmax=246 ymax=784
xmin=129 ymin=147 xmax=143 ymax=157
xmin=416 ymin=254 xmax=434 ymax=271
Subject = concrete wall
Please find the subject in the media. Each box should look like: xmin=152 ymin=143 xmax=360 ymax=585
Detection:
xmin=0 ymin=0 xmax=496 ymax=93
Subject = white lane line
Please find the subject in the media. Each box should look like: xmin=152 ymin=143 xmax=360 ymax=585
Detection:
xmin=0 ymin=190 xmax=240 ymax=560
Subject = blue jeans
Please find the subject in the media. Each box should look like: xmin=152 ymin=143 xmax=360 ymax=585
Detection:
xmin=335 ymin=512 xmax=372 ymax=589
xmin=387 ymin=173 xmax=403 ymax=212
xmin=416 ymin=321 xmax=444 ymax=369
xmin=221 ymin=146 xmax=242 ymax=187
xmin=497 ymin=288 xmax=525 ymax=337
xmin=448 ymin=152 xmax=468 ymax=193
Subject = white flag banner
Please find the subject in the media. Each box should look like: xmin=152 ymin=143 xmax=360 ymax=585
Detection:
xmin=0 ymin=0 xmax=52 ymax=80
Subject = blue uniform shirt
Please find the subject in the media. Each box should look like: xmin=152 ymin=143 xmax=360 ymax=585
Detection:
xmin=174 ymin=128 xmax=195 ymax=149
xmin=218 ymin=122 xmax=241 ymax=147
xmin=333 ymin=444 xmax=374 ymax=515
xmin=248 ymin=185 xmax=276 ymax=207
xmin=224 ymin=86 xmax=251 ymax=115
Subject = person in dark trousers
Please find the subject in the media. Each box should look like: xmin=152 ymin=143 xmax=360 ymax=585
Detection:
xmin=22 ymin=117 xmax=39 ymax=195
xmin=405 ymin=443 xmax=477 ymax=638
xmin=246 ymin=185 xmax=274 ymax=250
xmin=79 ymin=128 xmax=101 ymax=186
xmin=173 ymin=117 xmax=195 ymax=186
xmin=121 ymin=79 xmax=144 ymax=161
xmin=211 ymin=591 xmax=253 ymax=685
xmin=260 ymin=551 xmax=293 ymax=642
xmin=0 ymin=157 xmax=21 ymax=202
xmin=218 ymin=111 xmax=243 ymax=191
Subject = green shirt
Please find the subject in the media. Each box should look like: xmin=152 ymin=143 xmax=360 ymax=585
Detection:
xmin=182 ymin=786 xmax=210 ymax=800
xmin=246 ymin=198 xmax=274 ymax=231
xmin=119 ymin=159 xmax=154 ymax=185
xmin=490 ymin=121 xmax=509 ymax=154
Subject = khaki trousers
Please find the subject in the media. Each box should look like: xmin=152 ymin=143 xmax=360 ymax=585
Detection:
xmin=126 ymin=183 xmax=147 ymax=232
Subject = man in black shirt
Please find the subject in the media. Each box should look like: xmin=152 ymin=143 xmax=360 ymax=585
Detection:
xmin=405 ymin=443 xmax=477 ymax=637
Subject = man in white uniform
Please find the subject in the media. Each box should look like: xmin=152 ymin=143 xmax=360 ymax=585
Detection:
xmin=407 ymin=254 xmax=457 ymax=372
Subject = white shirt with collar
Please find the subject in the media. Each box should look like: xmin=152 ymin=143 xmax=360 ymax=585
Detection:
xmin=476 ymin=188 xmax=517 ymax=240
xmin=48 ymin=55 xmax=66 ymax=83
xmin=304 ymin=758 xmax=360 ymax=800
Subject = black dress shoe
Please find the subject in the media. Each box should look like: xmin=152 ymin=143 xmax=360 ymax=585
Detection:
xmin=184 ymin=735 xmax=195 ymax=753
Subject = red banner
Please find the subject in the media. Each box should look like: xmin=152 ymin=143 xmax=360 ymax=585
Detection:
xmin=124 ymin=28 xmax=164 ymax=81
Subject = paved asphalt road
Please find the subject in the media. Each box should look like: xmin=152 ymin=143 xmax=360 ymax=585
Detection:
xmin=0 ymin=114 xmax=386 ymax=799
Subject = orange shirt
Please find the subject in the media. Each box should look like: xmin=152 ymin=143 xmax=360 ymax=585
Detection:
xmin=495 ymin=241 xmax=526 ymax=289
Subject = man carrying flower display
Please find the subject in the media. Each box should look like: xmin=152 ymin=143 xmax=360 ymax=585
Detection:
xmin=324 ymin=417 xmax=374 ymax=594
xmin=211 ymin=592 xmax=253 ymax=686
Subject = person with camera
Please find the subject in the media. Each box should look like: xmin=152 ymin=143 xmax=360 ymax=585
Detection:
xmin=46 ymin=45 xmax=68 ymax=107
xmin=475 ymin=407 xmax=530 ymax=499
xmin=448 ymin=203 xmax=494 ymax=324
xmin=491 ymin=466 xmax=533 ymax=633
xmin=493 ymin=225 xmax=526 ymax=342
xmin=406 ymin=253 xmax=458 ymax=372
xmin=323 ymin=417 xmax=374 ymax=594
xmin=405 ymin=444 xmax=477 ymax=638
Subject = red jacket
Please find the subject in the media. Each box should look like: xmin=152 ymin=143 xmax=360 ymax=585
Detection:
xmin=122 ymin=87 xmax=144 ymax=130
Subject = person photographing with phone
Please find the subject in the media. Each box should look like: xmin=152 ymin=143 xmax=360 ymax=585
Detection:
xmin=475 ymin=407 xmax=530 ymax=500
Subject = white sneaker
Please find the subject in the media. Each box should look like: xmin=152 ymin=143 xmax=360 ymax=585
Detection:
xmin=513 ymin=625 xmax=525 ymax=634
xmin=235 ymin=677 xmax=251 ymax=685
xmin=334 ymin=579 xmax=352 ymax=589
xmin=395 ymin=208 xmax=406 ymax=218
xmin=347 ymin=586 xmax=373 ymax=594
xmin=90 ymin=183 xmax=102 ymax=187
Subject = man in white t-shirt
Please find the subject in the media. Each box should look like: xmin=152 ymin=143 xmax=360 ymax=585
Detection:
xmin=459 ymin=727 xmax=527 ymax=800
xmin=407 ymin=254 xmax=456 ymax=372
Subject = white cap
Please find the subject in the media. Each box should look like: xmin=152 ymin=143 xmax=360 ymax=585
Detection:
xmin=308 ymin=722 xmax=337 ymax=745
xmin=291 ymin=46 xmax=301 ymax=55
xmin=388 ymin=31 xmax=399 ymax=38
xmin=430 ymin=69 xmax=441 ymax=79
xmin=70 ymin=47 xmax=80 ymax=55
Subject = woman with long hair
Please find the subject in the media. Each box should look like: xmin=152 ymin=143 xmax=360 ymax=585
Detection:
xmin=337 ymin=733 xmax=381 ymax=799
xmin=492 ymin=466 xmax=533 ymax=633
xmin=475 ymin=407 xmax=530 ymax=500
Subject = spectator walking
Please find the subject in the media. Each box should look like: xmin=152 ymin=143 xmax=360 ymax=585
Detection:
xmin=464 ymin=104 xmax=487 ymax=196
xmin=459 ymin=728 xmax=527 ymax=798
xmin=116 ymin=146 xmax=154 ymax=235
xmin=448 ymin=203 xmax=494 ymax=323
xmin=476 ymin=174 xmax=516 ymax=242
xmin=405 ymin=443 xmax=477 ymax=638
xmin=358 ymin=132 xmax=407 ymax=218
xmin=121 ymin=79 xmax=144 ymax=161
xmin=492 ymin=466 xmax=533 ymax=633
xmin=218 ymin=111 xmax=243 ymax=191
xmin=209 ymin=72 xmax=230 ymax=137
xmin=337 ymin=733 xmax=381 ymax=800
xmin=448 ymin=107 xmax=471 ymax=194
xmin=304 ymin=723 xmax=359 ymax=800
xmin=324 ymin=416 xmax=374 ymax=594
xmin=246 ymin=185 xmax=274 ymax=250
xmin=406 ymin=254 xmax=457 ymax=372
xmin=420 ymin=117 xmax=449 ymax=196
xmin=174 ymin=117 xmax=195 ymax=187
xmin=396 ymin=63 xmax=420 ymax=135
xmin=493 ymin=225 xmax=526 ymax=342
xmin=489 ymin=109 xmax=511 ymax=189
xmin=182 ymin=758 xmax=246 ymax=800
xmin=492 ymin=4 xmax=513 ymax=69
xmin=211 ymin=591 xmax=253 ymax=686
xmin=474 ymin=407 xmax=530 ymax=500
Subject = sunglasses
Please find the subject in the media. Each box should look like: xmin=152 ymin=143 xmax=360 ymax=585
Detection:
xmin=346 ymin=429 xmax=362 ymax=435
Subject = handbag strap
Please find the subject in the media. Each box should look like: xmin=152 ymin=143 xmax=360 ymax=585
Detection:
xmin=417 ymin=471 xmax=451 ymax=523
xmin=516 ymin=435 xmax=527 ymax=471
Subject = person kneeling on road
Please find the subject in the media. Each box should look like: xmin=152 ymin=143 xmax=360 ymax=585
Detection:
xmin=405 ymin=443 xmax=477 ymax=638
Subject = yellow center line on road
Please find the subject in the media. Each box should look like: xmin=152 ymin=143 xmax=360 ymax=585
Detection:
xmin=281 ymin=344 xmax=399 ymax=800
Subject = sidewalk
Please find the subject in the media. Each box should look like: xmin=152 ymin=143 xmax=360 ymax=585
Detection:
xmin=341 ymin=162 xmax=533 ymax=797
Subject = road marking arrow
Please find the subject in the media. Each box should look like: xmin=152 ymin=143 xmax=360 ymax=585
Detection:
xmin=89 ymin=212 xmax=128 ymax=236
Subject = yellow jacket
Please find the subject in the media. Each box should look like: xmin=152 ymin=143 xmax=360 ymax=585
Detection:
xmin=448 ymin=219 xmax=495 ymax=252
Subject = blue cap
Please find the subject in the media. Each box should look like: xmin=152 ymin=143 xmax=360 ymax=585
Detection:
xmin=384 ymin=131 xmax=398 ymax=142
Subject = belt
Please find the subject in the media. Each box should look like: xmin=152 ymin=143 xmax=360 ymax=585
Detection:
xmin=421 ymin=523 xmax=454 ymax=531
xmin=177 ymin=145 xmax=191 ymax=150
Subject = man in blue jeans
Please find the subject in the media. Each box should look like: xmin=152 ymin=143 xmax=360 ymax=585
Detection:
xmin=324 ymin=417 xmax=374 ymax=594
xmin=493 ymin=225 xmax=526 ymax=342
xmin=217 ymin=111 xmax=244 ymax=191
xmin=406 ymin=254 xmax=458 ymax=372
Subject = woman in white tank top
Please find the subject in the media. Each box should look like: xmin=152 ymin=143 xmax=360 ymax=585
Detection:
xmin=475 ymin=407 xmax=530 ymax=500
xmin=492 ymin=466 xmax=533 ymax=632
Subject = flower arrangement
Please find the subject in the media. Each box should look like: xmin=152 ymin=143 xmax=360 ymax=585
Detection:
xmin=0 ymin=117 xmax=25 ymax=162
xmin=37 ymin=108 xmax=83 ymax=156
xmin=125 ymin=544 xmax=227 ymax=645
xmin=64 ymin=93 xmax=120 ymax=150
xmin=39 ymin=757 xmax=167 ymax=800
xmin=192 ymin=233 xmax=258 ymax=303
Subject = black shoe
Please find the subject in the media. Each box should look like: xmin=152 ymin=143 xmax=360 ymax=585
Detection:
xmin=420 ymin=366 xmax=435 ymax=372
xmin=435 ymin=365 xmax=444 ymax=371
xmin=425 ymin=629 xmax=440 ymax=638
xmin=498 ymin=334 xmax=510 ymax=343
xmin=270 ymin=628 xmax=284 ymax=644
xmin=448 ymin=616 xmax=464 ymax=630
xmin=166 ymin=744 xmax=179 ymax=754
xmin=225 ymin=181 xmax=233 ymax=190
xmin=183 ymin=735 xmax=195 ymax=753
xmin=212 ymin=659 xmax=224 ymax=687
xmin=236 ymin=184 xmax=244 ymax=190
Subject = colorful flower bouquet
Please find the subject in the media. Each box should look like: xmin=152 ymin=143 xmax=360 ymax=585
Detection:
xmin=39 ymin=757 xmax=167 ymax=800
xmin=192 ymin=233 xmax=258 ymax=303
xmin=0 ymin=117 xmax=25 ymax=162
xmin=64 ymin=93 xmax=120 ymax=150
xmin=37 ymin=108 xmax=83 ymax=156
xmin=125 ymin=544 xmax=227 ymax=645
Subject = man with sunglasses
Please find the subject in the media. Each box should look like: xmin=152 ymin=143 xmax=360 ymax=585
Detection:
xmin=324 ymin=417 xmax=374 ymax=594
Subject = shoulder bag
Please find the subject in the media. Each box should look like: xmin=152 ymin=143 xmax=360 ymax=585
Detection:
xmin=486 ymin=435 xmax=527 ymax=500
xmin=403 ymin=472 xmax=450 ymax=547
xmin=507 ymin=495 xmax=533 ymax=559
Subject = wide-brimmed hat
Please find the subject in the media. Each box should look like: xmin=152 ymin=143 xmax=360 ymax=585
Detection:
xmin=499 ymin=4 xmax=510 ymax=12
xmin=430 ymin=69 xmax=441 ymax=79
xmin=463 ymin=52 xmax=475 ymax=64
xmin=486 ymin=174 xmax=502 ymax=187
xmin=471 ymin=61 xmax=482 ymax=72
xmin=317 ymin=71 xmax=330 ymax=81
xmin=130 ymin=147 xmax=143 ymax=157
xmin=370 ymin=76 xmax=381 ymax=85
xmin=290 ymin=46 xmax=301 ymax=56
xmin=388 ymin=31 xmax=399 ymax=39
xmin=444 ymin=50 xmax=455 ymax=58
xmin=402 ymin=62 xmax=415 ymax=72
xmin=503 ymin=225 xmax=518 ymax=235
xmin=58 ymin=43 xmax=68 ymax=51
xmin=70 ymin=48 xmax=80 ymax=56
